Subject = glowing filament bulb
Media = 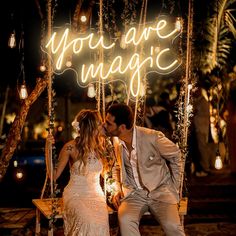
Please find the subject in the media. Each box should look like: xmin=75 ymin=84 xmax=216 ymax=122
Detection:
xmin=87 ymin=83 xmax=96 ymax=98
xmin=9 ymin=32 xmax=16 ymax=48
xmin=19 ymin=84 xmax=28 ymax=99
xmin=66 ymin=60 xmax=72 ymax=67
xmin=175 ymin=17 xmax=182 ymax=31
xmin=215 ymin=155 xmax=223 ymax=170
xmin=16 ymin=171 xmax=23 ymax=179
xmin=40 ymin=65 xmax=46 ymax=72
xmin=80 ymin=15 xmax=87 ymax=23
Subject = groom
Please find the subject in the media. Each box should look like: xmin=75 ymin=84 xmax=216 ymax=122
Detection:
xmin=104 ymin=103 xmax=185 ymax=236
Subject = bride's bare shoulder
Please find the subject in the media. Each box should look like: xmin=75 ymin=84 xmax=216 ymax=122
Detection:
xmin=63 ymin=140 xmax=77 ymax=152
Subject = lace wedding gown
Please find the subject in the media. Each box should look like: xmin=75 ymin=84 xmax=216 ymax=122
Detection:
xmin=63 ymin=153 xmax=110 ymax=236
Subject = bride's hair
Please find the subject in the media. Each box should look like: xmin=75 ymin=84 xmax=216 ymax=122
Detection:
xmin=74 ymin=109 xmax=104 ymax=174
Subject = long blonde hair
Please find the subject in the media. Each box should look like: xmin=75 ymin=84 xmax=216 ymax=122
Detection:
xmin=73 ymin=109 xmax=104 ymax=174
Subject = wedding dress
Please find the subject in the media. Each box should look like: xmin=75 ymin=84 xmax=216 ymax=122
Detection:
xmin=63 ymin=153 xmax=110 ymax=236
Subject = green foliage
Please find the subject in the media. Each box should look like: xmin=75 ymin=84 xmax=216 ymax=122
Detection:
xmin=198 ymin=0 xmax=236 ymax=74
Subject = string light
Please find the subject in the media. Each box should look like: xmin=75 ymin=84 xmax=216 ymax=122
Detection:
xmin=87 ymin=83 xmax=96 ymax=98
xmin=8 ymin=31 xmax=16 ymax=48
xmin=40 ymin=64 xmax=46 ymax=72
xmin=80 ymin=15 xmax=87 ymax=23
xmin=19 ymin=82 xmax=28 ymax=99
xmin=215 ymin=150 xmax=223 ymax=170
xmin=8 ymin=14 xmax=16 ymax=48
xmin=65 ymin=59 xmax=72 ymax=67
xmin=120 ymin=34 xmax=127 ymax=49
xmin=175 ymin=17 xmax=182 ymax=31
xmin=16 ymin=170 xmax=24 ymax=179
xmin=18 ymin=30 xmax=28 ymax=100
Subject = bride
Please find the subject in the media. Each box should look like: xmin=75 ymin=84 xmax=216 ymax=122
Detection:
xmin=46 ymin=109 xmax=110 ymax=236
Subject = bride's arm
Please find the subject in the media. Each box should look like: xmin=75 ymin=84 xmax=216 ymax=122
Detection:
xmin=45 ymin=135 xmax=71 ymax=181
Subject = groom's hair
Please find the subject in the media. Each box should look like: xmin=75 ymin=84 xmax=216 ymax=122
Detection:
xmin=107 ymin=103 xmax=134 ymax=129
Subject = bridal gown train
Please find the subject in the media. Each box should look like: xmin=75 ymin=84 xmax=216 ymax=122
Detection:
xmin=63 ymin=153 xmax=110 ymax=236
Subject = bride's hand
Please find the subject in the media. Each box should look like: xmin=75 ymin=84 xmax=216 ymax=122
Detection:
xmin=46 ymin=133 xmax=55 ymax=144
xmin=112 ymin=191 xmax=123 ymax=210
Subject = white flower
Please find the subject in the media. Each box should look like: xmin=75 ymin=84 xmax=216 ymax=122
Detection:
xmin=72 ymin=120 xmax=80 ymax=132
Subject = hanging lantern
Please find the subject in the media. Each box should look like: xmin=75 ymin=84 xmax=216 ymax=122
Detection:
xmin=215 ymin=149 xmax=223 ymax=170
xmin=8 ymin=31 xmax=16 ymax=48
xmin=19 ymin=82 xmax=28 ymax=99
xmin=87 ymin=83 xmax=96 ymax=98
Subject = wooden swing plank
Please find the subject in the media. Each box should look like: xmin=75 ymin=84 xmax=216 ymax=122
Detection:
xmin=32 ymin=198 xmax=63 ymax=219
xmin=32 ymin=196 xmax=188 ymax=223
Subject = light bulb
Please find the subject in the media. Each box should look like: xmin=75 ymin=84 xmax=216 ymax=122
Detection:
xmin=13 ymin=160 xmax=18 ymax=167
xmin=40 ymin=65 xmax=46 ymax=72
xmin=16 ymin=170 xmax=24 ymax=179
xmin=19 ymin=84 xmax=28 ymax=99
xmin=66 ymin=60 xmax=72 ymax=67
xmin=215 ymin=155 xmax=223 ymax=170
xmin=175 ymin=17 xmax=182 ymax=31
xmin=120 ymin=34 xmax=127 ymax=49
xmin=80 ymin=15 xmax=87 ymax=23
xmin=87 ymin=83 xmax=96 ymax=98
xmin=8 ymin=32 xmax=16 ymax=48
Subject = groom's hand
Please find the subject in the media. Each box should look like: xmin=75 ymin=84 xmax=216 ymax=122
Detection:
xmin=112 ymin=192 xmax=123 ymax=210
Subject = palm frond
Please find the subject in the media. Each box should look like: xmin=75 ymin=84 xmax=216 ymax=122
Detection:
xmin=199 ymin=0 xmax=236 ymax=74
xmin=225 ymin=9 xmax=236 ymax=38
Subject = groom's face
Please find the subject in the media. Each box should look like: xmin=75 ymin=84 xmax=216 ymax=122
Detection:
xmin=104 ymin=113 xmax=121 ymax=137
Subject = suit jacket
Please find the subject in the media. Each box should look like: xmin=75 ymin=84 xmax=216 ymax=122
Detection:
xmin=112 ymin=126 xmax=183 ymax=204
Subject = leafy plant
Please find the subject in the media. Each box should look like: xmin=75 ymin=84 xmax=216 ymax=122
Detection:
xmin=198 ymin=0 xmax=236 ymax=74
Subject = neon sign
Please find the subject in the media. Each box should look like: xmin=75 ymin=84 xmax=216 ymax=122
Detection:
xmin=45 ymin=19 xmax=182 ymax=97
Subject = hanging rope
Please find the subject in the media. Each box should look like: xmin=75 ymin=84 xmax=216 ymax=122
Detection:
xmin=132 ymin=0 xmax=148 ymax=125
xmin=177 ymin=0 xmax=193 ymax=225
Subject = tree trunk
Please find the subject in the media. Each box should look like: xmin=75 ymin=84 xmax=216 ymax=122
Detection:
xmin=0 ymin=77 xmax=47 ymax=179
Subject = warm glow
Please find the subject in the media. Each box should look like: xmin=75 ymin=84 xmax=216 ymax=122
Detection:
xmin=120 ymin=34 xmax=127 ymax=49
xmin=58 ymin=126 xmax=63 ymax=132
xmin=45 ymin=28 xmax=115 ymax=70
xmin=8 ymin=32 xmax=16 ymax=48
xmin=81 ymin=48 xmax=179 ymax=97
xmin=13 ymin=160 xmax=18 ymax=167
xmin=45 ymin=18 xmax=181 ymax=97
xmin=87 ymin=83 xmax=96 ymax=98
xmin=40 ymin=65 xmax=46 ymax=72
xmin=19 ymin=84 xmax=28 ymax=99
xmin=175 ymin=17 xmax=182 ymax=31
xmin=16 ymin=171 xmax=23 ymax=179
xmin=65 ymin=60 xmax=72 ymax=67
xmin=124 ymin=20 xmax=179 ymax=46
xmin=80 ymin=15 xmax=87 ymax=23
xmin=215 ymin=155 xmax=223 ymax=170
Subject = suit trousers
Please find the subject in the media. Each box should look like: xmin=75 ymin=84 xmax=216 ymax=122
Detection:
xmin=118 ymin=189 xmax=185 ymax=236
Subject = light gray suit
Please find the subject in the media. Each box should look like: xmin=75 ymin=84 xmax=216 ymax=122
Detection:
xmin=112 ymin=126 xmax=185 ymax=236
